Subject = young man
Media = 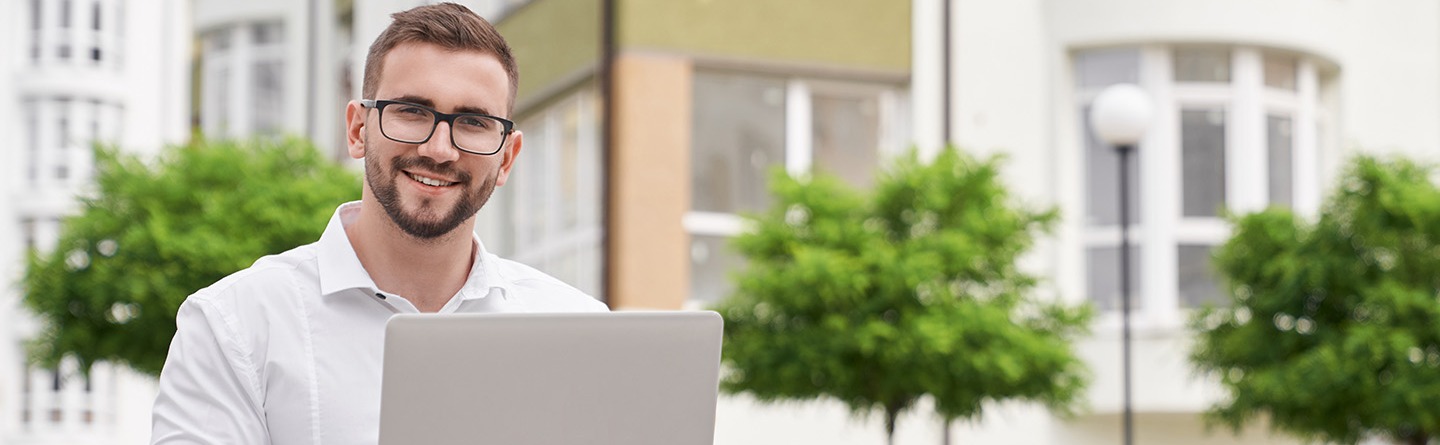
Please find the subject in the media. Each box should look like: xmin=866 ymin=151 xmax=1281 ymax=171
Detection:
xmin=150 ymin=4 xmax=606 ymax=443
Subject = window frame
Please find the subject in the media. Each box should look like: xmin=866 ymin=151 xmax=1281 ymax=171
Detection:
xmin=1075 ymin=45 xmax=1325 ymax=328
xmin=684 ymin=72 xmax=907 ymax=305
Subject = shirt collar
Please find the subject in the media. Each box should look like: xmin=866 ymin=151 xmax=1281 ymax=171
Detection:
xmin=316 ymin=201 xmax=512 ymax=301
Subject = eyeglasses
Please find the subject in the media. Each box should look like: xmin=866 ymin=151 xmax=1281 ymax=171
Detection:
xmin=360 ymin=99 xmax=515 ymax=156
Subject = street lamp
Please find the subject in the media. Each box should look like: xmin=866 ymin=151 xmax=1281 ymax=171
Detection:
xmin=1089 ymin=83 xmax=1153 ymax=445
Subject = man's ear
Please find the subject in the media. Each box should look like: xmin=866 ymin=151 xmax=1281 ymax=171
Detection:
xmin=345 ymin=101 xmax=367 ymax=159
xmin=495 ymin=130 xmax=523 ymax=187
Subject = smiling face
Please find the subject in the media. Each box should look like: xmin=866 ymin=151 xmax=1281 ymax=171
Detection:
xmin=346 ymin=41 xmax=522 ymax=240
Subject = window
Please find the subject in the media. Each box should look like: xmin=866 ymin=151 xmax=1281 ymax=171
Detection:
xmin=30 ymin=0 xmax=42 ymax=61
xmin=1264 ymin=53 xmax=1298 ymax=91
xmin=1181 ymin=108 xmax=1226 ymax=217
xmin=482 ymin=89 xmax=603 ymax=297
xmin=21 ymin=218 xmax=38 ymax=252
xmin=811 ymin=91 xmax=882 ymax=189
xmin=1268 ymin=114 xmax=1294 ymax=206
xmin=20 ymin=359 xmax=107 ymax=429
xmin=687 ymin=70 xmax=905 ymax=304
xmin=1076 ymin=46 xmax=1325 ymax=316
xmin=57 ymin=110 xmax=70 ymax=180
xmin=690 ymin=73 xmax=786 ymax=214
xmin=201 ymin=21 xmax=285 ymax=138
xmin=25 ymin=99 xmax=39 ymax=185
xmin=1173 ymin=47 xmax=1230 ymax=83
xmin=251 ymin=22 xmax=285 ymax=135
xmin=60 ymin=0 xmax=71 ymax=28
xmin=1076 ymin=49 xmax=1143 ymax=311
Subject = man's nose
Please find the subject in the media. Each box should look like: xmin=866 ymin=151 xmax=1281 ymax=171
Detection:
xmin=416 ymin=121 xmax=462 ymax=163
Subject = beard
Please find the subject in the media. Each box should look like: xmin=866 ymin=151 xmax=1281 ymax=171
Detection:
xmin=365 ymin=142 xmax=498 ymax=240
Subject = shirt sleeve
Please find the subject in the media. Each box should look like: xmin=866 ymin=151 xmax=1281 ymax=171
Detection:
xmin=151 ymin=298 xmax=270 ymax=444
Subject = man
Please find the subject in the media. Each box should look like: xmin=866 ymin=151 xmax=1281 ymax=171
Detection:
xmin=151 ymin=4 xmax=607 ymax=443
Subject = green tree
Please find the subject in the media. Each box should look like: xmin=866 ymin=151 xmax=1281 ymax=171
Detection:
xmin=1192 ymin=155 xmax=1440 ymax=445
xmin=715 ymin=147 xmax=1091 ymax=444
xmin=23 ymin=138 xmax=359 ymax=376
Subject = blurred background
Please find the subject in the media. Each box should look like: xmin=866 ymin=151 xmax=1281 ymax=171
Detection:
xmin=2 ymin=0 xmax=1438 ymax=444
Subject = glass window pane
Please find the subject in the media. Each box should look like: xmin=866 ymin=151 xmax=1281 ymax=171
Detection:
xmin=812 ymin=93 xmax=879 ymax=189
xmin=1086 ymin=245 xmax=1142 ymax=312
xmin=1182 ymin=109 xmax=1226 ymax=217
xmin=26 ymin=100 xmax=38 ymax=184
xmin=691 ymin=72 xmax=786 ymax=213
xmin=205 ymin=30 xmax=231 ymax=52
xmin=1083 ymin=106 xmax=1140 ymax=226
xmin=1264 ymin=53 xmax=1298 ymax=91
xmin=1075 ymin=48 xmax=1140 ymax=88
xmin=1178 ymin=244 xmax=1224 ymax=307
xmin=690 ymin=234 xmax=745 ymax=304
xmin=560 ymin=102 xmax=581 ymax=229
xmin=1268 ymin=115 xmax=1293 ymax=208
xmin=253 ymin=22 xmax=283 ymax=45
xmin=252 ymin=60 xmax=284 ymax=134
xmin=1174 ymin=47 xmax=1231 ymax=83
xmin=480 ymin=180 xmax=514 ymax=256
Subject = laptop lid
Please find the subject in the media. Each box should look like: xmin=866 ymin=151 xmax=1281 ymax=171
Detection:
xmin=379 ymin=311 xmax=724 ymax=445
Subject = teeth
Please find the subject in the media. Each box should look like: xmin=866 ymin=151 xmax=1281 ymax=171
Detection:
xmin=409 ymin=173 xmax=454 ymax=187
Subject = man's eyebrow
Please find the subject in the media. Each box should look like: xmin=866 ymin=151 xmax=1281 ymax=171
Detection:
xmin=389 ymin=95 xmax=435 ymax=107
xmin=388 ymin=95 xmax=496 ymax=116
xmin=452 ymin=104 xmax=497 ymax=116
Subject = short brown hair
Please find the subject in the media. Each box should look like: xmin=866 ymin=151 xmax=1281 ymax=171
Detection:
xmin=362 ymin=2 xmax=519 ymax=114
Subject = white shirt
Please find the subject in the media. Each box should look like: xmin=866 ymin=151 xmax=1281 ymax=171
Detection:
xmin=151 ymin=201 xmax=608 ymax=444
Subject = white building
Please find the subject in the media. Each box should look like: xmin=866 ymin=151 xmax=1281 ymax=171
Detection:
xmin=906 ymin=0 xmax=1439 ymax=443
xmin=0 ymin=0 xmax=189 ymax=444
xmin=193 ymin=0 xmax=349 ymax=157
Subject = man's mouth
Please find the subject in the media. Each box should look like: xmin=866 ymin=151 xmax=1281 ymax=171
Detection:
xmin=407 ymin=172 xmax=456 ymax=187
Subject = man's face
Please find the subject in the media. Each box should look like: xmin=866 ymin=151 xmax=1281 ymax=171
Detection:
xmin=345 ymin=42 xmax=521 ymax=240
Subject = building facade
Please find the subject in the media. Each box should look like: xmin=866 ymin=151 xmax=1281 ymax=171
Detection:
xmin=919 ymin=0 xmax=1438 ymax=443
xmin=5 ymin=0 xmax=1440 ymax=443
xmin=193 ymin=0 xmax=350 ymax=157
xmin=497 ymin=0 xmax=1440 ymax=444
xmin=0 ymin=0 xmax=190 ymax=444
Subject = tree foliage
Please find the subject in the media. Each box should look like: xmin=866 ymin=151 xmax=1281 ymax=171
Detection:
xmin=24 ymin=138 xmax=359 ymax=376
xmin=714 ymin=147 xmax=1092 ymax=443
xmin=1192 ymin=155 xmax=1440 ymax=445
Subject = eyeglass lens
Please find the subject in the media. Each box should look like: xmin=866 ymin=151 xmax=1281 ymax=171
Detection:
xmin=379 ymin=102 xmax=506 ymax=154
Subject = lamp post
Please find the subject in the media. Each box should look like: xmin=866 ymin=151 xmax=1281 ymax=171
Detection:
xmin=1089 ymin=83 xmax=1153 ymax=445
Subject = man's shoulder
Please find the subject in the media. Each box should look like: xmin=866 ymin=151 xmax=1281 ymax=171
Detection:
xmin=488 ymin=255 xmax=608 ymax=311
xmin=187 ymin=242 xmax=321 ymax=309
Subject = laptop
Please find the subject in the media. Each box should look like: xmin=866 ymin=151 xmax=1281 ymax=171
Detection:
xmin=378 ymin=311 xmax=724 ymax=445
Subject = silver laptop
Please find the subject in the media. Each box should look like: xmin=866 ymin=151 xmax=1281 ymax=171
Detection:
xmin=379 ymin=311 xmax=724 ymax=445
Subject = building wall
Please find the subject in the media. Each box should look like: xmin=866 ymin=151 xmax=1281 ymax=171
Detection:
xmin=1 ymin=0 xmax=189 ymax=443
xmin=620 ymin=0 xmax=909 ymax=73
xmin=195 ymin=0 xmax=347 ymax=154
xmin=929 ymin=0 xmax=1440 ymax=443
xmin=609 ymin=53 xmax=692 ymax=309
xmin=496 ymin=0 xmax=601 ymax=108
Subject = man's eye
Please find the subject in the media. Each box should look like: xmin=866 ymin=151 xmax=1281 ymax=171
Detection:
xmin=456 ymin=116 xmax=491 ymax=130
xmin=395 ymin=106 xmax=430 ymax=116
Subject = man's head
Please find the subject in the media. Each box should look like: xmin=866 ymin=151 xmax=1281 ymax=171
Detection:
xmin=362 ymin=2 xmax=519 ymax=113
xmin=346 ymin=3 xmax=523 ymax=242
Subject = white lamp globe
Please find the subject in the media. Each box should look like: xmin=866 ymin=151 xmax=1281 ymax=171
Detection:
xmin=1090 ymin=83 xmax=1154 ymax=147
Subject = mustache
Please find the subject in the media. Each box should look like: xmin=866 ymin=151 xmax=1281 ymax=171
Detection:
xmin=391 ymin=156 xmax=472 ymax=183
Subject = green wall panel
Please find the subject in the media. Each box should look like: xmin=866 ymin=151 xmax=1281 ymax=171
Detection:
xmin=619 ymin=0 xmax=910 ymax=72
xmin=498 ymin=0 xmax=603 ymax=107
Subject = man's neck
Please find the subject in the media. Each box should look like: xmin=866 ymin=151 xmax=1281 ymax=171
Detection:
xmin=346 ymin=202 xmax=475 ymax=313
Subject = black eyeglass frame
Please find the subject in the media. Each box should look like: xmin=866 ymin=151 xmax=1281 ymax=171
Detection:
xmin=360 ymin=99 xmax=516 ymax=156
